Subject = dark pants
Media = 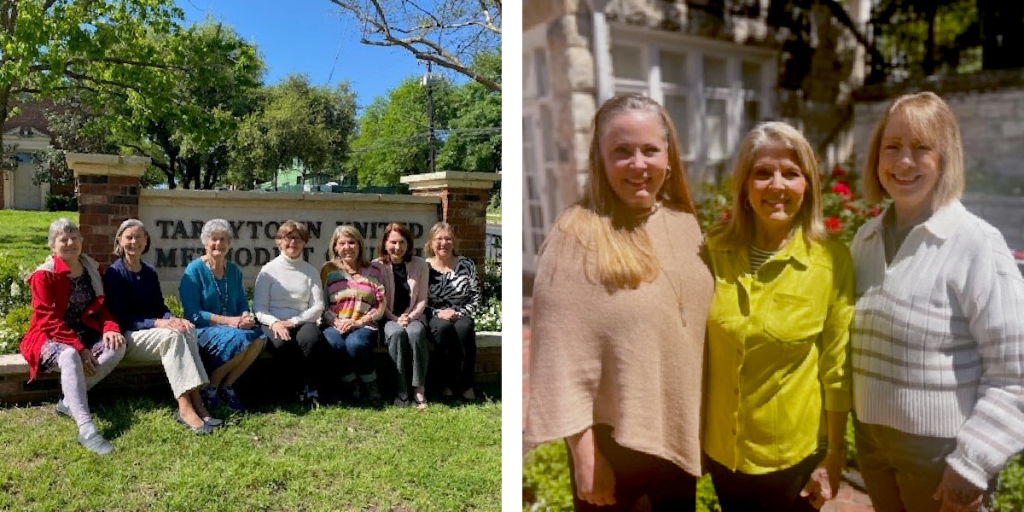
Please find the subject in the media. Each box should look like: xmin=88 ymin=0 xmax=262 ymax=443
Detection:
xmin=322 ymin=326 xmax=377 ymax=380
xmin=428 ymin=316 xmax=476 ymax=393
xmin=566 ymin=425 xmax=697 ymax=512
xmin=705 ymin=451 xmax=821 ymax=512
xmin=267 ymin=322 xmax=324 ymax=389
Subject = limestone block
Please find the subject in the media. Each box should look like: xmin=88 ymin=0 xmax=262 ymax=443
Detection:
xmin=1002 ymin=120 xmax=1024 ymax=138
xmin=572 ymin=92 xmax=596 ymax=131
xmin=565 ymin=46 xmax=595 ymax=90
xmin=979 ymin=101 xmax=1014 ymax=119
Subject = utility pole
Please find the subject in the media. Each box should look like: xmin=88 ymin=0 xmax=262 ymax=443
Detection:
xmin=425 ymin=60 xmax=437 ymax=174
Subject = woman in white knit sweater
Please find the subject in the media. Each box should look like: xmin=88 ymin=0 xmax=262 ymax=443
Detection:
xmin=851 ymin=91 xmax=1024 ymax=512
xmin=253 ymin=221 xmax=326 ymax=404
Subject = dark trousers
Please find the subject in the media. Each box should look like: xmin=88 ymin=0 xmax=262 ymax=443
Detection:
xmin=266 ymin=322 xmax=325 ymax=389
xmin=705 ymin=451 xmax=821 ymax=512
xmin=566 ymin=425 xmax=697 ymax=512
xmin=428 ymin=315 xmax=476 ymax=393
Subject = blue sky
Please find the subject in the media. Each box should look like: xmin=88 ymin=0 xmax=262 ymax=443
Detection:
xmin=176 ymin=0 xmax=440 ymax=110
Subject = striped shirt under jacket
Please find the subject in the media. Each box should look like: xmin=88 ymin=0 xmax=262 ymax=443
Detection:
xmin=850 ymin=201 xmax=1024 ymax=490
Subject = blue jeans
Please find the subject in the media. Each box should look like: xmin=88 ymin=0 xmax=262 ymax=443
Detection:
xmin=322 ymin=326 xmax=377 ymax=381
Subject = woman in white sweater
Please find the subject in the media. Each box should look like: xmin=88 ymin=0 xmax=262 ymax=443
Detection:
xmin=851 ymin=91 xmax=1024 ymax=512
xmin=253 ymin=221 xmax=326 ymax=404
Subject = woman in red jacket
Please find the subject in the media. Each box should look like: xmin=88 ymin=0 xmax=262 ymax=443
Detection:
xmin=20 ymin=218 xmax=126 ymax=455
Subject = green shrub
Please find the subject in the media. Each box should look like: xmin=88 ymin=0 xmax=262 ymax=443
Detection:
xmin=0 ymin=251 xmax=32 ymax=317
xmin=0 ymin=304 xmax=32 ymax=356
xmin=44 ymin=193 xmax=78 ymax=212
xmin=483 ymin=257 xmax=501 ymax=301
xmin=522 ymin=441 xmax=721 ymax=512
xmin=523 ymin=442 xmax=573 ymax=511
xmin=474 ymin=296 xmax=501 ymax=332
xmin=165 ymin=295 xmax=184 ymax=318
xmin=991 ymin=456 xmax=1024 ymax=512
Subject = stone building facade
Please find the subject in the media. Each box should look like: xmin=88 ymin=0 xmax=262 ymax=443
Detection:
xmin=522 ymin=0 xmax=873 ymax=272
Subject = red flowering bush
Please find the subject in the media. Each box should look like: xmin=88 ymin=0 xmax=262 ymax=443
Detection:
xmin=696 ymin=164 xmax=885 ymax=245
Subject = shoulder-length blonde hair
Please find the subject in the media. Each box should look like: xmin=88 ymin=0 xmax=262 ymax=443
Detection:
xmin=327 ymin=225 xmax=369 ymax=269
xmin=553 ymin=93 xmax=697 ymax=291
xmin=423 ymin=222 xmax=459 ymax=259
xmin=713 ymin=121 xmax=825 ymax=248
xmin=862 ymin=91 xmax=964 ymax=208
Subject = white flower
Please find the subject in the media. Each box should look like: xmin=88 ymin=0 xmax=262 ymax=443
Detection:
xmin=9 ymin=281 xmax=21 ymax=297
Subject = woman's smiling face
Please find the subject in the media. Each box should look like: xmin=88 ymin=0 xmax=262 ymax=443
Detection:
xmin=599 ymin=110 xmax=669 ymax=211
xmin=877 ymin=112 xmax=941 ymax=218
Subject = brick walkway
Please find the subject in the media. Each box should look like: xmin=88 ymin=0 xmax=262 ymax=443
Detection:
xmin=522 ymin=298 xmax=875 ymax=511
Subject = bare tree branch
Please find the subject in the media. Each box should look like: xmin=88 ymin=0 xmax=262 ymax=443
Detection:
xmin=327 ymin=0 xmax=501 ymax=92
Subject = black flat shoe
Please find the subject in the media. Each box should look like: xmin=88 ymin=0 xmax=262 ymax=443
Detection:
xmin=175 ymin=411 xmax=214 ymax=435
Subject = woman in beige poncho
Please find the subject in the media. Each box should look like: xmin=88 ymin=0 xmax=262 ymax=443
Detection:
xmin=525 ymin=93 xmax=714 ymax=511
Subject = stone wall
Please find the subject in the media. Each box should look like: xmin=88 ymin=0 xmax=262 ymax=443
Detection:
xmin=961 ymin=193 xmax=1024 ymax=252
xmin=852 ymin=79 xmax=1024 ymax=196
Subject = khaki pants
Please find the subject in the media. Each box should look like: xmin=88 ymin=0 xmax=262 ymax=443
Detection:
xmin=125 ymin=327 xmax=209 ymax=398
xmin=854 ymin=419 xmax=975 ymax=512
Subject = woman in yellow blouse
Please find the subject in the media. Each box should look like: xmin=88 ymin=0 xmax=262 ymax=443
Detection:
xmin=703 ymin=122 xmax=854 ymax=512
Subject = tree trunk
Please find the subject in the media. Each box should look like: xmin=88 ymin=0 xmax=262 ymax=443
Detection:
xmin=923 ymin=2 xmax=938 ymax=76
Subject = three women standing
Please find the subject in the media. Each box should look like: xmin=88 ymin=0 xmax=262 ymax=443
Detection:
xmin=526 ymin=94 xmax=714 ymax=511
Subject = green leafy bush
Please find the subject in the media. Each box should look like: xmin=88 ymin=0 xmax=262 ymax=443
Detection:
xmin=990 ymin=456 xmax=1024 ymax=512
xmin=165 ymin=295 xmax=184 ymax=318
xmin=523 ymin=442 xmax=573 ymax=511
xmin=0 ymin=251 xmax=32 ymax=317
xmin=44 ymin=194 xmax=78 ymax=212
xmin=474 ymin=296 xmax=501 ymax=332
xmin=483 ymin=257 xmax=501 ymax=301
xmin=0 ymin=304 xmax=32 ymax=356
xmin=522 ymin=441 xmax=721 ymax=512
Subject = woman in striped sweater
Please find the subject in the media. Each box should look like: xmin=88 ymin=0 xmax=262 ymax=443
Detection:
xmin=320 ymin=225 xmax=386 ymax=402
xmin=851 ymin=91 xmax=1024 ymax=512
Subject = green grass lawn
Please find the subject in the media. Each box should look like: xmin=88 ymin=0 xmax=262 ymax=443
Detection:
xmin=0 ymin=210 xmax=79 ymax=263
xmin=1 ymin=394 xmax=501 ymax=511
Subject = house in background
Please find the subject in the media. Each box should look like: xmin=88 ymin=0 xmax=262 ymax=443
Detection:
xmin=1 ymin=102 xmax=58 ymax=210
xmin=523 ymin=0 xmax=873 ymax=278
xmin=255 ymin=158 xmax=341 ymax=192
xmin=524 ymin=0 xmax=1024 ymax=283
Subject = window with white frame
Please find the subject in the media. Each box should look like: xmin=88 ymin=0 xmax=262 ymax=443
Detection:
xmin=523 ymin=43 xmax=559 ymax=273
xmin=608 ymin=35 xmax=775 ymax=190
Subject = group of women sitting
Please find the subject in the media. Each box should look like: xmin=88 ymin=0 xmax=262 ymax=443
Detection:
xmin=20 ymin=218 xmax=482 ymax=454
xmin=526 ymin=91 xmax=1024 ymax=512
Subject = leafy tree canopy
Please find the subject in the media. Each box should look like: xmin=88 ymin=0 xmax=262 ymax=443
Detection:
xmin=228 ymin=74 xmax=358 ymax=189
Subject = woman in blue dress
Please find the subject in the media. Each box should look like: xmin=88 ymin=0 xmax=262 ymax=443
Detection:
xmin=179 ymin=218 xmax=265 ymax=412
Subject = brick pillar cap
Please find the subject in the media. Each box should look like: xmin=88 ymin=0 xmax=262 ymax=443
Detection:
xmin=66 ymin=153 xmax=150 ymax=178
xmin=401 ymin=171 xmax=501 ymax=191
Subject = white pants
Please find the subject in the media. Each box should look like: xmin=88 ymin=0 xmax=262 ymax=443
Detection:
xmin=125 ymin=327 xmax=208 ymax=398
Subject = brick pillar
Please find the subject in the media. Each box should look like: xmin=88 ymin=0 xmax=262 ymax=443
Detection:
xmin=401 ymin=171 xmax=501 ymax=273
xmin=65 ymin=153 xmax=150 ymax=269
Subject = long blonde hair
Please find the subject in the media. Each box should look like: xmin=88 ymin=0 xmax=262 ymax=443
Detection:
xmin=553 ymin=93 xmax=696 ymax=291
xmin=713 ymin=122 xmax=826 ymax=248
